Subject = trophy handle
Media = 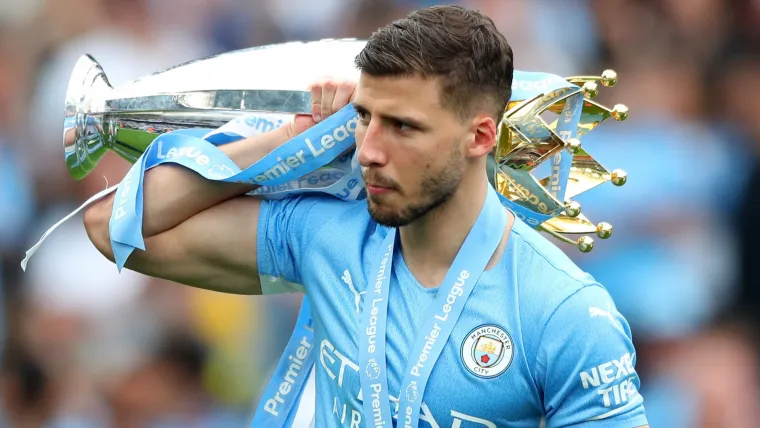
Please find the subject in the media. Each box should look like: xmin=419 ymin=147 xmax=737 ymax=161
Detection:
xmin=63 ymin=54 xmax=113 ymax=180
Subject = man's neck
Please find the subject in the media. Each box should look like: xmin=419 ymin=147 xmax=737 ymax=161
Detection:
xmin=399 ymin=176 xmax=510 ymax=288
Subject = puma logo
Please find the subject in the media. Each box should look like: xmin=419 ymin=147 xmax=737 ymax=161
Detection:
xmin=589 ymin=302 xmax=624 ymax=333
xmin=341 ymin=269 xmax=365 ymax=314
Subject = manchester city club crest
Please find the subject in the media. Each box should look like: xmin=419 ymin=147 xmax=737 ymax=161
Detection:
xmin=461 ymin=325 xmax=514 ymax=378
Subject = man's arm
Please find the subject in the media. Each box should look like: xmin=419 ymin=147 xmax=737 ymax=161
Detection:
xmin=83 ymin=128 xmax=287 ymax=295
xmin=83 ymin=78 xmax=356 ymax=294
xmin=536 ymin=284 xmax=649 ymax=428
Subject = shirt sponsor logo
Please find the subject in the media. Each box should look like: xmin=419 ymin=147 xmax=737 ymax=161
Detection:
xmin=579 ymin=352 xmax=641 ymax=414
xmin=320 ymin=338 xmax=497 ymax=427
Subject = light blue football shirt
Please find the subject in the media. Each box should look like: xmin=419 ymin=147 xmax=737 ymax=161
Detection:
xmin=256 ymin=193 xmax=648 ymax=428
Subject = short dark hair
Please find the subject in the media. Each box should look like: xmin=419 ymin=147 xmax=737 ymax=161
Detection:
xmin=355 ymin=5 xmax=514 ymax=121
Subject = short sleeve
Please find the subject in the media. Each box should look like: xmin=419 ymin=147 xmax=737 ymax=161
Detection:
xmin=256 ymin=194 xmax=343 ymax=295
xmin=537 ymin=284 xmax=648 ymax=428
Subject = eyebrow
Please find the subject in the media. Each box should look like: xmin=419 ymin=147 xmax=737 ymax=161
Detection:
xmin=353 ymin=102 xmax=431 ymax=131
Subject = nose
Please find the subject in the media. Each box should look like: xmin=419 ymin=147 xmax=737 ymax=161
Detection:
xmin=356 ymin=120 xmax=388 ymax=168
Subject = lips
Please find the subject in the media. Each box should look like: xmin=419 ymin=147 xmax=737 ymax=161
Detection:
xmin=362 ymin=170 xmax=398 ymax=196
xmin=366 ymin=183 xmax=392 ymax=195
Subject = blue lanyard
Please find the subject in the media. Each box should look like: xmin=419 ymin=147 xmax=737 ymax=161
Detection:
xmin=251 ymin=296 xmax=316 ymax=427
xmin=359 ymin=187 xmax=507 ymax=427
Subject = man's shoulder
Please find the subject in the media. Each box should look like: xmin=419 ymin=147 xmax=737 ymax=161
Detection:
xmin=507 ymin=217 xmax=599 ymax=301
xmin=503 ymin=217 xmax=614 ymax=339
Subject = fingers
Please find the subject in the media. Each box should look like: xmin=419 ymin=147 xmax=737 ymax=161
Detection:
xmin=320 ymin=80 xmax=337 ymax=122
xmin=332 ymin=80 xmax=356 ymax=114
xmin=309 ymin=77 xmax=356 ymax=123
xmin=309 ymin=80 xmax=323 ymax=122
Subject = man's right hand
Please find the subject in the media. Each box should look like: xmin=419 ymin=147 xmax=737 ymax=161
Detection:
xmin=82 ymin=77 xmax=357 ymax=295
xmin=288 ymin=78 xmax=357 ymax=139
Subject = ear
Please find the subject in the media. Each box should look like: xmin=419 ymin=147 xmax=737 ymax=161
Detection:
xmin=466 ymin=114 xmax=497 ymax=159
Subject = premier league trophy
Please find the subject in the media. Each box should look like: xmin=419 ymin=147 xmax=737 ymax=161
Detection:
xmin=62 ymin=38 xmax=628 ymax=252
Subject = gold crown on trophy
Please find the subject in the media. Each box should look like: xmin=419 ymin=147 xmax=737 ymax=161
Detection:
xmin=492 ymin=69 xmax=627 ymax=252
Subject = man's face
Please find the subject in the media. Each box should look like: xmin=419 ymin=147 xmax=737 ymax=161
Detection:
xmin=353 ymin=74 xmax=473 ymax=227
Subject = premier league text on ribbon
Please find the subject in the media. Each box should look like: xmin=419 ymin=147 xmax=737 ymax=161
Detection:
xmin=398 ymin=269 xmax=469 ymax=427
xmin=263 ymin=330 xmax=314 ymax=417
xmin=410 ymin=270 xmax=469 ymax=378
xmin=156 ymin=115 xmax=359 ymax=185
xmin=248 ymin=116 xmax=359 ymax=185
xmin=113 ymin=166 xmax=138 ymax=221
xmin=365 ymin=242 xmax=393 ymax=426
xmin=366 ymin=243 xmax=393 ymax=354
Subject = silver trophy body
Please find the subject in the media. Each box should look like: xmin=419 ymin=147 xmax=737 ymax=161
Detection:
xmin=63 ymin=39 xmax=365 ymax=180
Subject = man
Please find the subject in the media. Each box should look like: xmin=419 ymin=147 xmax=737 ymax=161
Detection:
xmin=83 ymin=5 xmax=649 ymax=428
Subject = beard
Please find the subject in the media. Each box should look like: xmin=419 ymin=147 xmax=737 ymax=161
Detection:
xmin=364 ymin=147 xmax=465 ymax=228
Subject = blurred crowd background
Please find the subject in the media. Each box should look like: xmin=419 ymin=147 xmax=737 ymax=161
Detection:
xmin=0 ymin=0 xmax=759 ymax=426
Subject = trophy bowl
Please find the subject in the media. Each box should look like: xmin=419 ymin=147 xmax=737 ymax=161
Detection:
xmin=62 ymin=39 xmax=367 ymax=180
